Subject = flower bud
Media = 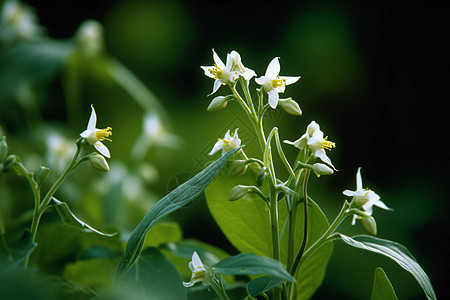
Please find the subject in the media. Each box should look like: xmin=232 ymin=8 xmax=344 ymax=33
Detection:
xmin=311 ymin=163 xmax=334 ymax=177
xmin=228 ymin=160 xmax=248 ymax=177
xmin=256 ymin=167 xmax=267 ymax=187
xmin=362 ymin=215 xmax=377 ymax=235
xmin=76 ymin=19 xmax=103 ymax=56
xmin=88 ymin=153 xmax=110 ymax=172
xmin=228 ymin=185 xmax=252 ymax=201
xmin=207 ymin=96 xmax=228 ymax=111
xmin=0 ymin=136 xmax=8 ymax=162
xmin=278 ymin=98 xmax=302 ymax=116
xmin=2 ymin=155 xmax=18 ymax=173
xmin=35 ymin=166 xmax=50 ymax=186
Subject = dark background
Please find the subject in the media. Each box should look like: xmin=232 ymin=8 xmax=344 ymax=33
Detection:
xmin=14 ymin=0 xmax=450 ymax=298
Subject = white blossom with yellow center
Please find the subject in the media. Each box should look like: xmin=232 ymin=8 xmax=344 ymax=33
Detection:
xmin=201 ymin=49 xmax=239 ymax=95
xmin=255 ymin=57 xmax=300 ymax=109
xmin=183 ymin=252 xmax=211 ymax=287
xmin=80 ymin=105 xmax=112 ymax=158
xmin=209 ymin=128 xmax=241 ymax=156
xmin=284 ymin=121 xmax=335 ymax=169
xmin=343 ymin=168 xmax=392 ymax=224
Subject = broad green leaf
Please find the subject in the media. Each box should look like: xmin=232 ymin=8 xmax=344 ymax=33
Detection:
xmin=205 ymin=171 xmax=332 ymax=299
xmin=213 ymin=253 xmax=295 ymax=283
xmin=52 ymin=198 xmax=116 ymax=237
xmin=143 ymin=222 xmax=182 ymax=248
xmin=63 ymin=258 xmax=115 ymax=287
xmin=371 ymin=267 xmax=398 ymax=300
xmin=337 ymin=234 xmax=436 ymax=300
xmin=248 ymin=275 xmax=286 ymax=297
xmin=114 ymin=148 xmax=239 ymax=280
xmin=121 ymin=247 xmax=186 ymax=300
xmin=12 ymin=230 xmax=37 ymax=266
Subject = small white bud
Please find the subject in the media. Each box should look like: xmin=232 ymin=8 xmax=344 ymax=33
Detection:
xmin=88 ymin=153 xmax=110 ymax=172
xmin=278 ymin=98 xmax=302 ymax=116
xmin=207 ymin=96 xmax=228 ymax=111
xmin=311 ymin=163 xmax=334 ymax=177
xmin=76 ymin=19 xmax=103 ymax=56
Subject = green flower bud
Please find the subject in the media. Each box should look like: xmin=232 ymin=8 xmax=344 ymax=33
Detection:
xmin=228 ymin=160 xmax=248 ymax=177
xmin=228 ymin=185 xmax=252 ymax=201
xmin=0 ymin=136 xmax=8 ymax=162
xmin=207 ymin=96 xmax=228 ymax=111
xmin=2 ymin=155 xmax=18 ymax=173
xmin=35 ymin=166 xmax=50 ymax=186
xmin=278 ymin=98 xmax=302 ymax=116
xmin=88 ymin=153 xmax=110 ymax=172
xmin=362 ymin=215 xmax=377 ymax=235
xmin=255 ymin=167 xmax=267 ymax=187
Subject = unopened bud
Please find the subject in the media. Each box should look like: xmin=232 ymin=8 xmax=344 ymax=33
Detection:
xmin=228 ymin=160 xmax=248 ymax=177
xmin=362 ymin=215 xmax=377 ymax=235
xmin=278 ymin=98 xmax=302 ymax=116
xmin=2 ymin=155 xmax=18 ymax=173
xmin=76 ymin=19 xmax=103 ymax=56
xmin=311 ymin=163 xmax=334 ymax=177
xmin=207 ymin=96 xmax=228 ymax=111
xmin=88 ymin=153 xmax=110 ymax=172
xmin=35 ymin=166 xmax=50 ymax=186
xmin=228 ymin=185 xmax=252 ymax=201
xmin=0 ymin=136 xmax=8 ymax=162
xmin=255 ymin=167 xmax=267 ymax=187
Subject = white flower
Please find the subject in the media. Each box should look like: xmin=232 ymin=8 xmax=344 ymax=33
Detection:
xmin=132 ymin=112 xmax=180 ymax=159
xmin=80 ymin=105 xmax=112 ymax=158
xmin=228 ymin=50 xmax=256 ymax=81
xmin=255 ymin=57 xmax=300 ymax=109
xmin=284 ymin=121 xmax=335 ymax=169
xmin=209 ymin=128 xmax=241 ymax=156
xmin=183 ymin=252 xmax=211 ymax=287
xmin=201 ymin=49 xmax=239 ymax=95
xmin=46 ymin=131 xmax=77 ymax=172
xmin=0 ymin=0 xmax=43 ymax=43
xmin=343 ymin=168 xmax=392 ymax=225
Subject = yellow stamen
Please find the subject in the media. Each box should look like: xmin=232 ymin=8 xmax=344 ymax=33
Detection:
xmin=96 ymin=127 xmax=112 ymax=142
xmin=322 ymin=136 xmax=335 ymax=151
xmin=271 ymin=78 xmax=286 ymax=89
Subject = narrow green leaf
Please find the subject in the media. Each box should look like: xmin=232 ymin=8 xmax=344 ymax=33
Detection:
xmin=52 ymin=198 xmax=116 ymax=237
xmin=371 ymin=267 xmax=398 ymax=300
xmin=248 ymin=275 xmax=286 ymax=297
xmin=213 ymin=253 xmax=294 ymax=283
xmin=337 ymin=234 xmax=436 ymax=300
xmin=114 ymin=148 xmax=239 ymax=280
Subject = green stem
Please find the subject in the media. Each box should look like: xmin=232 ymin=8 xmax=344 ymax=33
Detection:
xmin=210 ymin=275 xmax=230 ymax=300
xmin=29 ymin=139 xmax=82 ymax=248
xmin=291 ymin=200 xmax=350 ymax=276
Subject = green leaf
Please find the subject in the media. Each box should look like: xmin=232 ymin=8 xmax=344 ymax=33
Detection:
xmin=205 ymin=171 xmax=332 ymax=299
xmin=0 ymin=40 xmax=74 ymax=98
xmin=213 ymin=253 xmax=295 ymax=283
xmin=121 ymin=248 xmax=186 ymax=300
xmin=143 ymin=222 xmax=182 ymax=248
xmin=52 ymin=198 xmax=116 ymax=237
xmin=371 ymin=267 xmax=398 ymax=300
xmin=63 ymin=258 xmax=115 ymax=287
xmin=6 ymin=230 xmax=36 ymax=268
xmin=337 ymin=234 xmax=436 ymax=300
xmin=114 ymin=148 xmax=239 ymax=280
xmin=247 ymin=275 xmax=286 ymax=297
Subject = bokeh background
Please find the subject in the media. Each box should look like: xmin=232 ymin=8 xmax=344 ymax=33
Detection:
xmin=1 ymin=0 xmax=447 ymax=299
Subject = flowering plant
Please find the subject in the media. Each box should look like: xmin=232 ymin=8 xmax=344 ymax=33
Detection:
xmin=0 ymin=2 xmax=437 ymax=299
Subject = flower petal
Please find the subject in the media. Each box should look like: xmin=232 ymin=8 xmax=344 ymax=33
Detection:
xmin=281 ymin=76 xmax=301 ymax=85
xmin=94 ymin=142 xmax=110 ymax=158
xmin=268 ymin=89 xmax=279 ymax=109
xmin=212 ymin=49 xmax=225 ymax=69
xmin=266 ymin=57 xmax=280 ymax=78
xmin=87 ymin=105 xmax=97 ymax=130
xmin=209 ymin=139 xmax=224 ymax=155
xmin=356 ymin=168 xmax=363 ymax=190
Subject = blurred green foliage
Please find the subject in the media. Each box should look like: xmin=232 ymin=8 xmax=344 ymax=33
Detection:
xmin=0 ymin=0 xmax=446 ymax=299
